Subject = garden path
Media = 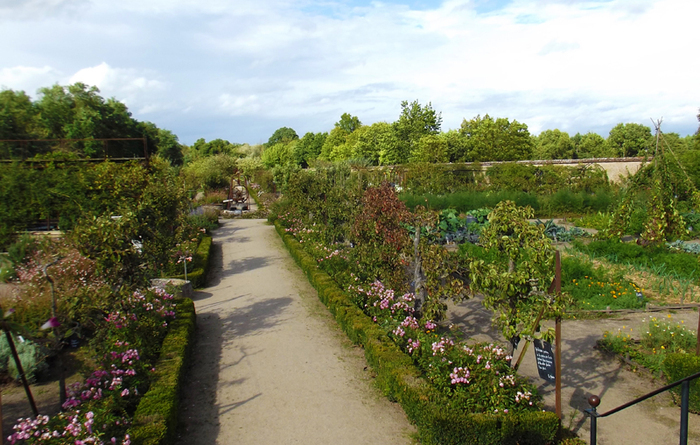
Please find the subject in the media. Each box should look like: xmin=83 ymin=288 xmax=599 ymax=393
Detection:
xmin=448 ymin=297 xmax=700 ymax=445
xmin=175 ymin=218 xmax=415 ymax=445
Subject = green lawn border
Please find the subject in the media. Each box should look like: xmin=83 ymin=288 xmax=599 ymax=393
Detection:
xmin=128 ymin=297 xmax=196 ymax=445
xmin=274 ymin=221 xmax=560 ymax=445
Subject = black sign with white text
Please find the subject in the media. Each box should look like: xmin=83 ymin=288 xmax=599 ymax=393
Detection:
xmin=533 ymin=339 xmax=556 ymax=383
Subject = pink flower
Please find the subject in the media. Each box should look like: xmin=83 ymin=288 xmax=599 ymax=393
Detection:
xmin=40 ymin=317 xmax=60 ymax=330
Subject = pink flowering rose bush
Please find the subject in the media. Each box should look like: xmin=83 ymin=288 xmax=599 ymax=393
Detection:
xmin=350 ymin=278 xmax=541 ymax=414
xmin=9 ymin=287 xmax=176 ymax=444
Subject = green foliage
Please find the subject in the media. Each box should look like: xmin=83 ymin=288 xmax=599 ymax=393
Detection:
xmin=181 ymin=152 xmax=238 ymax=190
xmin=664 ymin=353 xmax=700 ymax=414
xmin=129 ymin=298 xmax=196 ymax=445
xmin=459 ymin=114 xmax=533 ymax=161
xmin=599 ymin=316 xmax=697 ymax=375
xmin=561 ymin=255 xmax=644 ymax=310
xmin=607 ymin=123 xmax=653 ymax=157
xmin=410 ymin=134 xmax=449 ymax=164
xmin=535 ymin=220 xmax=590 ymax=243
xmin=467 ymin=201 xmax=559 ymax=341
xmin=573 ymin=132 xmax=615 ymax=158
xmin=392 ymin=100 xmax=442 ymax=165
xmin=533 ymin=129 xmax=574 ymax=160
xmin=0 ymin=333 xmax=49 ymax=383
xmin=487 ymin=163 xmax=610 ymax=195
xmin=335 ymin=113 xmax=362 ymax=134
xmin=170 ymin=235 xmax=212 ymax=288
xmin=274 ymin=221 xmax=560 ymax=444
xmin=573 ymin=239 xmax=699 ymax=282
xmin=261 ymin=142 xmax=294 ymax=168
xmin=266 ymin=127 xmax=299 ymax=146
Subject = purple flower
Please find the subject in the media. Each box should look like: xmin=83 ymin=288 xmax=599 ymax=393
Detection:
xmin=40 ymin=317 xmax=60 ymax=330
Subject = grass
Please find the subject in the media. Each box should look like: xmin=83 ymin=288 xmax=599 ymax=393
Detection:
xmin=598 ymin=315 xmax=698 ymax=374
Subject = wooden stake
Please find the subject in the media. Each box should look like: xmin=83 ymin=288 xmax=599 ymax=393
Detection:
xmin=554 ymin=251 xmax=562 ymax=420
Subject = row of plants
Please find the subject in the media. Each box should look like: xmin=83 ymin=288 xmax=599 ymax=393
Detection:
xmin=400 ymin=187 xmax=618 ymax=218
xmin=0 ymin=159 xmax=212 ymax=444
xmin=597 ymin=316 xmax=700 ymax=412
xmin=269 ymin=165 xmax=567 ymax=441
xmin=274 ymin=220 xmax=560 ymax=444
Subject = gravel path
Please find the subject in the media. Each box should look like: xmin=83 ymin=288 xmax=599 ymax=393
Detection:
xmin=175 ymin=218 xmax=415 ymax=444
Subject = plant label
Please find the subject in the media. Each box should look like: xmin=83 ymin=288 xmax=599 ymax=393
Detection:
xmin=533 ymin=339 xmax=556 ymax=383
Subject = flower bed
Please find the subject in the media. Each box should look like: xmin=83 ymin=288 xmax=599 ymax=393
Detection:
xmin=8 ymin=291 xmax=196 ymax=445
xmin=275 ymin=220 xmax=560 ymax=444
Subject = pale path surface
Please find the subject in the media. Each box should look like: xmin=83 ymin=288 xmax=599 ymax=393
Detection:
xmin=175 ymin=218 xmax=415 ymax=445
xmin=448 ymin=297 xmax=700 ymax=445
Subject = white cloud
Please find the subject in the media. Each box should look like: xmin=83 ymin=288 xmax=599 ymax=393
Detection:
xmin=0 ymin=65 xmax=62 ymax=95
xmin=69 ymin=62 xmax=167 ymax=113
xmin=1 ymin=0 xmax=699 ymax=144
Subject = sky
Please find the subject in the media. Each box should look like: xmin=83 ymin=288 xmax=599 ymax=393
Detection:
xmin=1 ymin=0 xmax=699 ymax=146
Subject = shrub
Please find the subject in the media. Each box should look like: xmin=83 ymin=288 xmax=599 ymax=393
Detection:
xmin=129 ymin=298 xmax=196 ymax=445
xmin=663 ymin=353 xmax=700 ymax=413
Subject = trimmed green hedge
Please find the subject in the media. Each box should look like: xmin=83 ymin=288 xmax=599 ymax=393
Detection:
xmin=129 ymin=297 xmax=197 ymax=445
xmin=172 ymin=235 xmax=212 ymax=288
xmin=663 ymin=353 xmax=700 ymax=414
xmin=274 ymin=221 xmax=560 ymax=444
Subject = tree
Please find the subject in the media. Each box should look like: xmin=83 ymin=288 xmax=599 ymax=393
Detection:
xmin=573 ymin=132 xmax=613 ymax=158
xmin=349 ymin=122 xmax=396 ymax=166
xmin=533 ymin=129 xmax=574 ymax=160
xmin=293 ymin=132 xmax=327 ymax=167
xmin=467 ymin=201 xmax=558 ymax=348
xmin=266 ymin=127 xmax=298 ymax=146
xmin=442 ymin=129 xmax=470 ymax=162
xmin=0 ymin=89 xmax=41 ymax=158
xmin=409 ymin=134 xmax=449 ymax=163
xmin=607 ymin=123 xmax=653 ymax=157
xmin=335 ymin=113 xmax=362 ymax=134
xmin=459 ymin=114 xmax=533 ymax=161
xmin=392 ymin=100 xmax=442 ymax=164
xmin=319 ymin=127 xmax=349 ymax=161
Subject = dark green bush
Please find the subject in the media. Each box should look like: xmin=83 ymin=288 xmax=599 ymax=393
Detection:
xmin=129 ymin=298 xmax=196 ymax=445
xmin=663 ymin=353 xmax=700 ymax=414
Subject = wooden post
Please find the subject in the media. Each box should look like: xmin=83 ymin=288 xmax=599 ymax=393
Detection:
xmin=3 ymin=327 xmax=38 ymax=417
xmin=696 ymin=308 xmax=699 ymax=356
xmin=554 ymin=251 xmax=562 ymax=420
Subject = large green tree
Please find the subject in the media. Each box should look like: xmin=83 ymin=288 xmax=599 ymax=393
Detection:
xmin=533 ymin=129 xmax=574 ymax=160
xmin=459 ymin=114 xmax=533 ymax=161
xmin=335 ymin=113 xmax=362 ymax=134
xmin=573 ymin=132 xmax=613 ymax=158
xmin=392 ymin=100 xmax=442 ymax=165
xmin=607 ymin=123 xmax=653 ymax=157
xmin=266 ymin=127 xmax=299 ymax=146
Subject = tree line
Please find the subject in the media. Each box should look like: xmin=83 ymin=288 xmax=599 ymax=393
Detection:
xmin=260 ymin=101 xmax=700 ymax=169
xmin=0 ymin=83 xmax=183 ymax=165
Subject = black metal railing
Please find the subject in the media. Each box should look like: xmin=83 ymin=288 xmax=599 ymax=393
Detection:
xmin=584 ymin=370 xmax=700 ymax=445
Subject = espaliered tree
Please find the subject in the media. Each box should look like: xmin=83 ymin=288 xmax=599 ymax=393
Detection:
xmin=350 ymin=182 xmax=411 ymax=292
xmin=467 ymin=201 xmax=561 ymax=351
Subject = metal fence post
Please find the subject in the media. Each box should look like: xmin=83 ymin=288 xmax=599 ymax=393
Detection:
xmin=680 ymin=380 xmax=689 ymax=445
xmin=586 ymin=395 xmax=600 ymax=445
